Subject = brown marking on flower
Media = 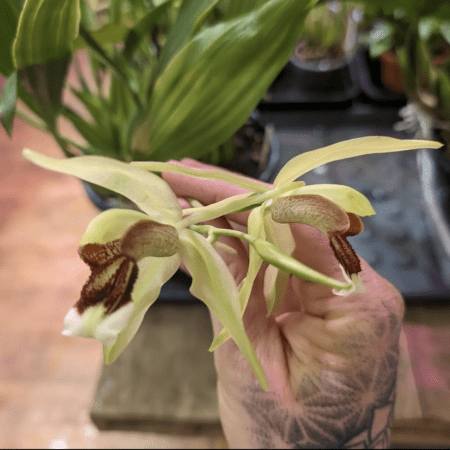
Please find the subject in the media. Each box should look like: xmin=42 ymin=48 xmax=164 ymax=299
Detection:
xmin=79 ymin=240 xmax=121 ymax=267
xmin=344 ymin=213 xmax=364 ymax=237
xmin=272 ymin=195 xmax=364 ymax=276
xmin=330 ymin=233 xmax=361 ymax=276
xmin=76 ymin=253 xmax=138 ymax=315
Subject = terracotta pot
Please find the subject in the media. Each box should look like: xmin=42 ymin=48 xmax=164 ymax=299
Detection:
xmin=380 ymin=51 xmax=404 ymax=93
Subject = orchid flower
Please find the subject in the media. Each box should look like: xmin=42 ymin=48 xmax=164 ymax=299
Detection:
xmin=134 ymin=137 xmax=442 ymax=350
xmin=23 ymin=136 xmax=441 ymax=391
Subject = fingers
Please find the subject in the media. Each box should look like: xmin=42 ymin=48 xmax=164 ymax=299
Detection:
xmin=162 ymin=159 xmax=271 ymax=226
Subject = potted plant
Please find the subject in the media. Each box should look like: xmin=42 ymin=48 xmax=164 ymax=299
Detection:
xmin=355 ymin=0 xmax=450 ymax=280
xmin=0 ymin=0 xmax=317 ymax=189
xmin=266 ymin=0 xmax=361 ymax=104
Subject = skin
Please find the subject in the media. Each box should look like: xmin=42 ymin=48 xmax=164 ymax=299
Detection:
xmin=162 ymin=159 xmax=404 ymax=449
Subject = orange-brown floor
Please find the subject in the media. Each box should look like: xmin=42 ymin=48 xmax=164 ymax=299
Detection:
xmin=0 ymin=118 xmax=223 ymax=448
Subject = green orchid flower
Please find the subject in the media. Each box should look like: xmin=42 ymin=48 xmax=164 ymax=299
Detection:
xmin=22 ymin=149 xmax=270 ymax=389
xmin=23 ymin=136 xmax=442 ymax=391
xmin=137 ymin=137 xmax=442 ymax=351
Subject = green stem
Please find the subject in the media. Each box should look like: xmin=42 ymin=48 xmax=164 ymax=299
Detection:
xmin=179 ymin=182 xmax=305 ymax=229
xmin=190 ymin=224 xmax=352 ymax=290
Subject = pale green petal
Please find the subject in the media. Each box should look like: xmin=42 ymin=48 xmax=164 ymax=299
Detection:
xmin=79 ymin=209 xmax=151 ymax=246
xmin=273 ymin=137 xmax=443 ymax=187
xmin=262 ymin=205 xmax=296 ymax=315
xmin=209 ymin=206 xmax=265 ymax=351
xmin=74 ymin=208 xmax=181 ymax=364
xmin=23 ymin=149 xmax=181 ymax=224
xmin=103 ymin=254 xmax=180 ymax=364
xmin=179 ymin=228 xmax=268 ymax=391
xmin=279 ymin=184 xmax=376 ymax=217
xmin=133 ymin=161 xmax=270 ymax=193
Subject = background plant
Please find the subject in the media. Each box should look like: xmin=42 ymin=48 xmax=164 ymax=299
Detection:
xmin=0 ymin=0 xmax=318 ymax=165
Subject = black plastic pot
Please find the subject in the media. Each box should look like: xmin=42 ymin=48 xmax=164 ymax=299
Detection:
xmin=261 ymin=56 xmax=360 ymax=107
xmin=83 ymin=123 xmax=281 ymax=304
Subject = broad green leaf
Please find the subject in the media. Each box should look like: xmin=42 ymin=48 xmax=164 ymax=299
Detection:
xmin=13 ymin=0 xmax=80 ymax=69
xmin=274 ymin=137 xmax=444 ymax=187
xmin=0 ymin=72 xmax=17 ymax=136
xmin=154 ymin=0 xmax=217 ymax=79
xmin=133 ymin=161 xmax=270 ymax=193
xmin=22 ymin=149 xmax=182 ymax=224
xmin=279 ymin=184 xmax=376 ymax=217
xmin=76 ymin=208 xmax=181 ymax=364
xmin=132 ymin=0 xmax=318 ymax=161
xmin=209 ymin=206 xmax=265 ymax=351
xmin=179 ymin=228 xmax=268 ymax=391
xmin=18 ymin=57 xmax=70 ymax=127
xmin=0 ymin=0 xmax=21 ymax=76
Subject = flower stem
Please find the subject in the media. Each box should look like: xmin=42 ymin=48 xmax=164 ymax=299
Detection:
xmin=179 ymin=182 xmax=305 ymax=229
xmin=190 ymin=224 xmax=352 ymax=291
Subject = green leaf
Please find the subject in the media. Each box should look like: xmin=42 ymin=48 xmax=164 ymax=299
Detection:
xmin=61 ymin=105 xmax=118 ymax=157
xmin=132 ymin=0 xmax=317 ymax=161
xmin=0 ymin=0 xmax=21 ymax=76
xmin=123 ymin=0 xmax=174 ymax=59
xmin=73 ymin=22 xmax=129 ymax=51
xmin=179 ymin=228 xmax=268 ymax=391
xmin=280 ymin=184 xmax=376 ymax=217
xmin=22 ymin=149 xmax=182 ymax=224
xmin=13 ymin=0 xmax=80 ymax=69
xmin=17 ymin=56 xmax=70 ymax=127
xmin=77 ymin=208 xmax=181 ymax=364
xmin=0 ymin=72 xmax=17 ymax=136
xmin=273 ymin=137 xmax=444 ymax=187
xmin=155 ymin=0 xmax=217 ymax=79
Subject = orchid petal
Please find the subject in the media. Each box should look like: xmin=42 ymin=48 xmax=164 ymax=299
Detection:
xmin=23 ymin=149 xmax=182 ymax=224
xmin=179 ymin=228 xmax=268 ymax=391
xmin=273 ymin=137 xmax=443 ymax=187
xmin=133 ymin=161 xmax=270 ymax=193
xmin=103 ymin=254 xmax=180 ymax=364
xmin=64 ymin=208 xmax=181 ymax=363
xmin=209 ymin=206 xmax=265 ymax=351
xmin=262 ymin=203 xmax=296 ymax=315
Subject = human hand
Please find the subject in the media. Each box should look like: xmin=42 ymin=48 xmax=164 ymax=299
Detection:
xmin=163 ymin=158 xmax=404 ymax=449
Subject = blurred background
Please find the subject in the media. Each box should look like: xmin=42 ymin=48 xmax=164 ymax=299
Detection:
xmin=1 ymin=0 xmax=450 ymax=448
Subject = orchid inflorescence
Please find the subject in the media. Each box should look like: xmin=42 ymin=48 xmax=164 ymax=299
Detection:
xmin=24 ymin=136 xmax=441 ymax=390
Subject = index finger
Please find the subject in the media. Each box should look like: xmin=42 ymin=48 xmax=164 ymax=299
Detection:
xmin=162 ymin=158 xmax=272 ymax=225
